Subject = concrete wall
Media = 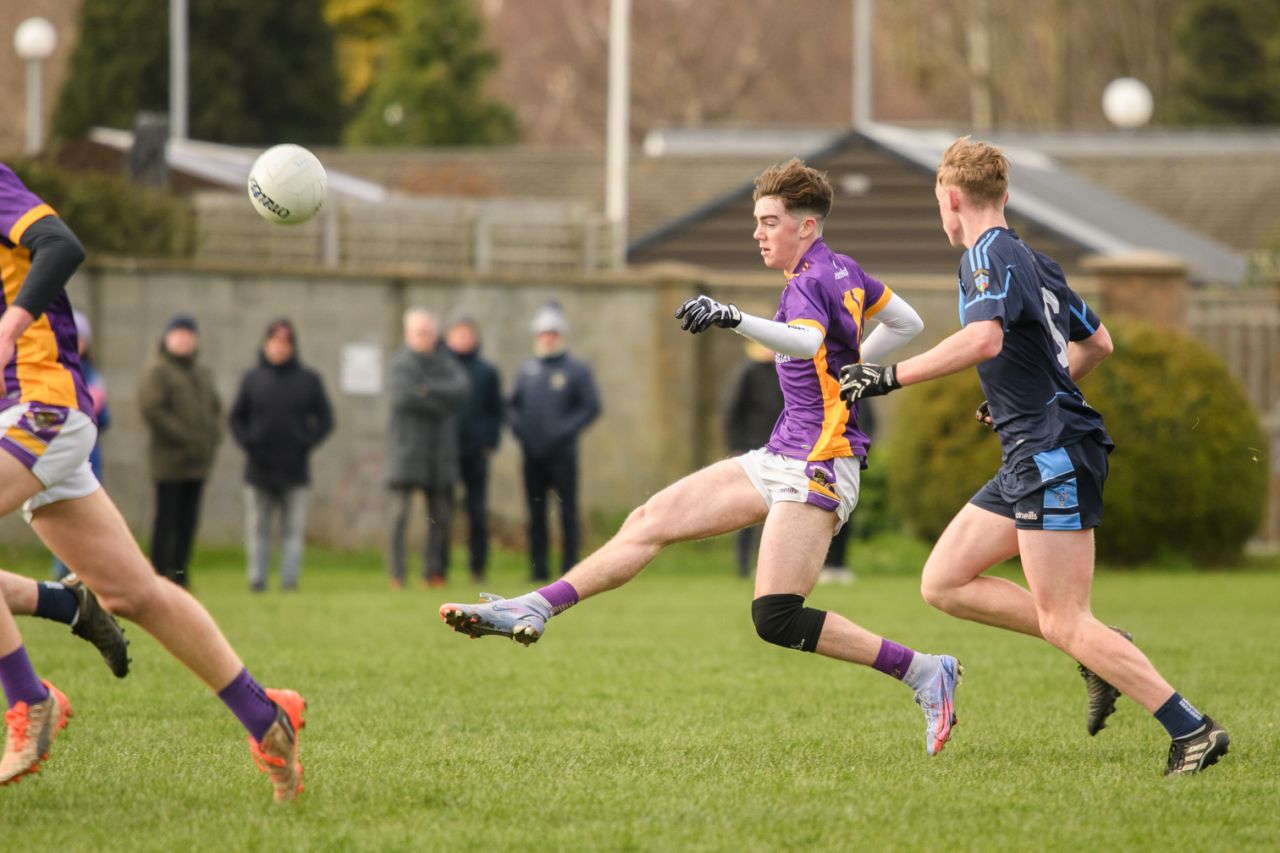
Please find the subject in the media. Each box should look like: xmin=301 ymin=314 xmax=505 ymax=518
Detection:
xmin=0 ymin=259 xmax=1077 ymax=553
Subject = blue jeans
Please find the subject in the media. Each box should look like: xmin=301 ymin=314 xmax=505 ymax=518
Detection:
xmin=245 ymin=485 xmax=310 ymax=590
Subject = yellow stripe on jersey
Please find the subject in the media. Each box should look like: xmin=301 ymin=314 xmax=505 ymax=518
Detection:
xmin=842 ymin=287 xmax=865 ymax=337
xmin=4 ymin=424 xmax=48 ymax=459
xmin=865 ymin=284 xmax=894 ymax=317
xmin=0 ymin=231 xmax=80 ymax=409
xmin=6 ymin=204 xmax=56 ymax=244
xmin=806 ymin=341 xmax=854 ymax=461
xmin=789 ymin=317 xmax=826 ymax=337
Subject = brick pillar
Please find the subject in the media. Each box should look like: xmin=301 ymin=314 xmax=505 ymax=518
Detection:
xmin=1081 ymin=251 xmax=1189 ymax=330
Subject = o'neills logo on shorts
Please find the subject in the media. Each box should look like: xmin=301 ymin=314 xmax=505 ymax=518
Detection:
xmin=1015 ymin=510 xmax=1039 ymax=521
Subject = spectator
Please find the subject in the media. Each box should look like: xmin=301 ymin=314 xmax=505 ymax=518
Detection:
xmin=444 ymin=315 xmax=503 ymax=584
xmin=229 ymin=319 xmax=334 ymax=593
xmin=508 ymin=301 xmax=601 ymax=582
xmin=139 ymin=314 xmax=222 ymax=588
xmin=387 ymin=308 xmax=469 ymax=589
xmin=52 ymin=309 xmax=109 ymax=580
xmin=722 ymin=340 xmax=784 ymax=578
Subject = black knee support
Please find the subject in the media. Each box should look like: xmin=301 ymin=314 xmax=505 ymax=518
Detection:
xmin=751 ymin=594 xmax=827 ymax=653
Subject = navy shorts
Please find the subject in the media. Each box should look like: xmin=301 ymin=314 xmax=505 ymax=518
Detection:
xmin=970 ymin=436 xmax=1110 ymax=531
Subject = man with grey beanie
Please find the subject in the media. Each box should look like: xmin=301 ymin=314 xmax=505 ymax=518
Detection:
xmin=508 ymin=301 xmax=601 ymax=582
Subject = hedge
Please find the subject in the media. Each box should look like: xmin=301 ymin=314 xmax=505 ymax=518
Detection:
xmin=9 ymin=160 xmax=190 ymax=257
xmin=886 ymin=322 xmax=1269 ymax=566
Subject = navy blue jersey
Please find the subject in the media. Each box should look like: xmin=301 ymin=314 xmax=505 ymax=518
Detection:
xmin=958 ymin=227 xmax=1111 ymax=464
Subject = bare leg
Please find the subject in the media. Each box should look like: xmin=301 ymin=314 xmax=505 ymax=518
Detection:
xmin=563 ymin=459 xmax=768 ymax=599
xmin=0 ymin=457 xmax=46 ymax=657
xmin=1019 ymin=528 xmax=1173 ymax=712
xmin=919 ymin=503 xmax=1040 ymax=636
xmin=753 ymin=502 xmax=882 ymax=666
xmin=31 ymin=490 xmax=243 ymax=692
xmin=0 ymin=571 xmax=39 ymax=616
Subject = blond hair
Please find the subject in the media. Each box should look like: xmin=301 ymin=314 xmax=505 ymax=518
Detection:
xmin=753 ymin=158 xmax=833 ymax=223
xmin=936 ymin=137 xmax=1009 ymax=206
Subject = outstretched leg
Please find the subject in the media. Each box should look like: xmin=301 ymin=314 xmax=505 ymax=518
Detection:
xmin=440 ymin=459 xmax=768 ymax=642
xmin=31 ymin=489 xmax=308 ymax=800
xmin=1020 ymin=528 xmax=1228 ymax=775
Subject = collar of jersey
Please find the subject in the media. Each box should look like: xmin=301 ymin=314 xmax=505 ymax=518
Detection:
xmin=784 ymin=237 xmax=828 ymax=281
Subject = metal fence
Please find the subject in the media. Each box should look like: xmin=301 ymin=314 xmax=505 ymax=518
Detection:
xmin=1188 ymin=287 xmax=1280 ymax=543
xmin=192 ymin=193 xmax=620 ymax=274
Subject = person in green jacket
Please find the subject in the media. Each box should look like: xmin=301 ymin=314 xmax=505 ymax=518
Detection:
xmin=139 ymin=314 xmax=223 ymax=587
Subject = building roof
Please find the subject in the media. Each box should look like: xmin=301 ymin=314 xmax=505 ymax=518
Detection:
xmin=631 ymin=124 xmax=1249 ymax=285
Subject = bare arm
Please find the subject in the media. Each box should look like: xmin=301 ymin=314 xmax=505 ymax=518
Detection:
xmin=894 ymin=320 xmax=1004 ymax=387
xmin=1068 ymin=323 xmax=1113 ymax=382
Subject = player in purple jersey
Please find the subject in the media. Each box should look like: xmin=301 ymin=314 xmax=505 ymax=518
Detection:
xmin=0 ymin=164 xmax=306 ymax=799
xmin=442 ymin=159 xmax=967 ymax=757
xmin=840 ymin=137 xmax=1228 ymax=776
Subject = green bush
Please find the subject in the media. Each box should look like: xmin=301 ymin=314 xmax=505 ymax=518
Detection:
xmin=10 ymin=160 xmax=190 ymax=257
xmin=886 ymin=322 xmax=1270 ymax=566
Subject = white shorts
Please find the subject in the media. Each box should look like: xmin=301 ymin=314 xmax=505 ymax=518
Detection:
xmin=735 ymin=448 xmax=861 ymax=534
xmin=0 ymin=403 xmax=101 ymax=523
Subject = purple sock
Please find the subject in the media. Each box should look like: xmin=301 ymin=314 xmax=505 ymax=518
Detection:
xmin=871 ymin=639 xmax=916 ymax=681
xmin=536 ymin=579 xmax=579 ymax=615
xmin=217 ymin=668 xmax=278 ymax=742
xmin=0 ymin=646 xmax=50 ymax=708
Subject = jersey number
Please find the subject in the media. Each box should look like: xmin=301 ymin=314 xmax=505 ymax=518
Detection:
xmin=1040 ymin=287 xmax=1069 ymax=369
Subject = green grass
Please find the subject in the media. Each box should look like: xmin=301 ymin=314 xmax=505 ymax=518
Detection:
xmin=2 ymin=540 xmax=1278 ymax=852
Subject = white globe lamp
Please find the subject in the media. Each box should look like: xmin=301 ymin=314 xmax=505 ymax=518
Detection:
xmin=15 ymin=17 xmax=58 ymax=156
xmin=1102 ymin=77 xmax=1153 ymax=130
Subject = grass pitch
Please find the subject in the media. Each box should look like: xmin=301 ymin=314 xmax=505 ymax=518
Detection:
xmin=2 ymin=540 xmax=1277 ymax=851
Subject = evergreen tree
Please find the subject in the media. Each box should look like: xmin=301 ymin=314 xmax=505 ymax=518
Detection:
xmin=345 ymin=0 xmax=519 ymax=146
xmin=52 ymin=0 xmax=343 ymax=145
xmin=1172 ymin=0 xmax=1280 ymax=124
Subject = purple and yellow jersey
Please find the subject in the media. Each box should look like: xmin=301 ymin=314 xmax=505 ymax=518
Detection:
xmin=0 ymin=164 xmax=91 ymax=416
xmin=766 ymin=238 xmax=890 ymax=461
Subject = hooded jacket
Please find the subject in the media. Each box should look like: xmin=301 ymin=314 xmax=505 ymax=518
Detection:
xmin=229 ymin=337 xmax=334 ymax=490
xmin=139 ymin=339 xmax=223 ymax=481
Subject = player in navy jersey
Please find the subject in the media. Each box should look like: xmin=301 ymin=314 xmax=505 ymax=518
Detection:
xmin=840 ymin=137 xmax=1228 ymax=776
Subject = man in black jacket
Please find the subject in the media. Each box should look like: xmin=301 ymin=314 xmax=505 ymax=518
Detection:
xmin=229 ymin=319 xmax=334 ymax=592
xmin=509 ymin=302 xmax=601 ymax=582
xmin=445 ymin=315 xmax=503 ymax=583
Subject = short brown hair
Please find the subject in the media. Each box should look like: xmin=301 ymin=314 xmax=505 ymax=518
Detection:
xmin=753 ymin=158 xmax=833 ymax=222
xmin=936 ymin=137 xmax=1009 ymax=205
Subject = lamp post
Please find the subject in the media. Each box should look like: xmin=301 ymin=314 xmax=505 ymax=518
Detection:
xmin=14 ymin=17 xmax=57 ymax=156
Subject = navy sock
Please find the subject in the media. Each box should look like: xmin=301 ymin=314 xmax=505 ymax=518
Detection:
xmin=35 ymin=582 xmax=80 ymax=626
xmin=1154 ymin=691 xmax=1205 ymax=739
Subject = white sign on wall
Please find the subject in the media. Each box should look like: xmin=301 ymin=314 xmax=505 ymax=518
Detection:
xmin=340 ymin=343 xmax=383 ymax=396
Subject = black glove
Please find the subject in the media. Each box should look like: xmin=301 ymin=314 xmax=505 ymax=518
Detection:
xmin=838 ymin=362 xmax=900 ymax=405
xmin=674 ymin=295 xmax=742 ymax=334
xmin=976 ymin=399 xmax=994 ymax=429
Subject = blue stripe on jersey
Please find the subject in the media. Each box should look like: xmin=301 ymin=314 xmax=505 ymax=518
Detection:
xmin=1033 ymin=447 xmax=1074 ymax=482
xmin=1045 ymin=390 xmax=1083 ymax=407
xmin=1070 ymin=301 xmax=1096 ymax=334
xmin=973 ymin=229 xmax=999 ymax=273
xmin=964 ymin=267 xmax=1014 ymax=311
xmin=1043 ymin=512 xmax=1082 ymax=530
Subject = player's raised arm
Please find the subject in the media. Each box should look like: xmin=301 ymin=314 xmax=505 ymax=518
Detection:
xmin=674 ymin=295 xmax=823 ymax=359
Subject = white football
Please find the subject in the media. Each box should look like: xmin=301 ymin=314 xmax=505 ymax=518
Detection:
xmin=247 ymin=144 xmax=327 ymax=225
